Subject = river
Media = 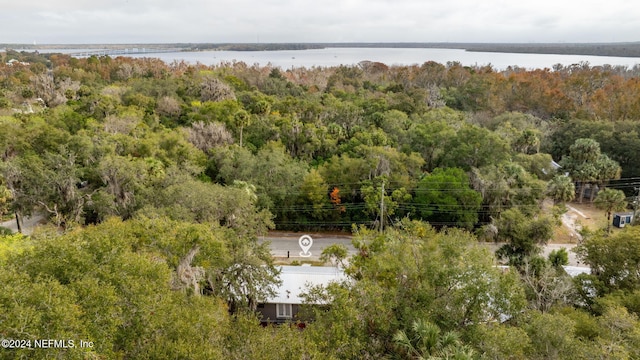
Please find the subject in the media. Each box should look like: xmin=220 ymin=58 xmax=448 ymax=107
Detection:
xmin=19 ymin=46 xmax=640 ymax=70
xmin=121 ymin=47 xmax=640 ymax=71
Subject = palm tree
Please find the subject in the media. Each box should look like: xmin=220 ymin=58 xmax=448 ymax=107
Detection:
xmin=594 ymin=188 xmax=627 ymax=233
xmin=393 ymin=319 xmax=475 ymax=359
xmin=547 ymin=175 xmax=576 ymax=205
xmin=234 ymin=110 xmax=251 ymax=148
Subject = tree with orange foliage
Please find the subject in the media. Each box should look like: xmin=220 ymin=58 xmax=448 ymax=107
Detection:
xmin=330 ymin=187 xmax=346 ymax=213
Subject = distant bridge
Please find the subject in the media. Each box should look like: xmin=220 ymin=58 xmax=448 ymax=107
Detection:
xmin=70 ymin=48 xmax=183 ymax=57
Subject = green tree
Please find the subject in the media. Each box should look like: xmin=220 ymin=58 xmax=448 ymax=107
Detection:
xmin=514 ymin=152 xmax=556 ymax=181
xmin=575 ymin=227 xmax=640 ymax=294
xmin=560 ymin=138 xmax=601 ymax=202
xmin=0 ymin=267 xmax=89 ymax=360
xmin=299 ymin=168 xmax=330 ymax=221
xmin=393 ymin=319 xmax=475 ymax=360
xmin=1 ymin=150 xmax=89 ymax=228
xmin=594 ymin=154 xmax=622 ymax=195
xmin=376 ymin=109 xmax=411 ymax=146
xmin=438 ymin=124 xmax=510 ymax=170
xmin=360 ymin=177 xmax=411 ymax=231
xmin=0 ymin=182 xmax=11 ymax=218
xmin=211 ymin=142 xmax=308 ymax=223
xmin=494 ymin=208 xmax=555 ymax=266
xmin=222 ymin=312 xmax=324 ymax=360
xmin=594 ymin=188 xmax=627 ymax=233
xmin=410 ymin=108 xmax=464 ymax=153
xmin=560 ymin=138 xmax=621 ymax=203
xmin=138 ymin=173 xmax=273 ymax=237
xmin=513 ymin=128 xmax=542 ymax=154
xmin=414 ymin=167 xmax=482 ymax=229
xmin=233 ymin=109 xmax=251 ymax=147
xmin=92 ymin=154 xmax=150 ymax=221
xmin=547 ymin=174 xmax=576 ymax=205
xmin=471 ymin=323 xmax=531 ymax=360
xmin=548 ymin=248 xmax=569 ymax=267
xmin=0 ymin=233 xmax=29 ymax=264
xmin=592 ymin=306 xmax=640 ymax=359
xmin=320 ymin=243 xmax=348 ymax=268
xmin=471 ymin=162 xmax=546 ymax=219
xmin=409 ymin=119 xmax=455 ymax=171
xmin=1 ymin=217 xmax=237 ymax=358
xmin=13 ymin=215 xmax=290 ymax=354
xmin=305 ymin=221 xmax=526 ymax=357
xmin=524 ymin=311 xmax=583 ymax=360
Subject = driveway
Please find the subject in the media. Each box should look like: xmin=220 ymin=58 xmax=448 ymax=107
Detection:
xmin=0 ymin=214 xmax=45 ymax=235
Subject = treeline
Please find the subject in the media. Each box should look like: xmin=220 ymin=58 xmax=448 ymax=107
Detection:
xmin=465 ymin=42 xmax=640 ymax=58
xmin=199 ymin=43 xmax=326 ymax=51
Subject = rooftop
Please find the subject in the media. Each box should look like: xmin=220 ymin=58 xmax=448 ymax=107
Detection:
xmin=269 ymin=265 xmax=346 ymax=304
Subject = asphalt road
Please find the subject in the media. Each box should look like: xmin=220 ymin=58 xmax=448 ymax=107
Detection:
xmin=260 ymin=231 xmax=356 ymax=260
xmin=0 ymin=214 xmax=45 ymax=235
xmin=2 ymin=217 xmax=583 ymax=267
xmin=262 ymin=231 xmax=582 ymax=266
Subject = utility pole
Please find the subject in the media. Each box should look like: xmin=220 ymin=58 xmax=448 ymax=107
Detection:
xmin=15 ymin=212 xmax=21 ymax=234
xmin=379 ymin=180 xmax=385 ymax=232
xmin=634 ymin=187 xmax=640 ymax=225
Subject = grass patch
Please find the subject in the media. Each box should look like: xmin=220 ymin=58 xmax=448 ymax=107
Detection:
xmin=273 ymin=258 xmax=326 ymax=266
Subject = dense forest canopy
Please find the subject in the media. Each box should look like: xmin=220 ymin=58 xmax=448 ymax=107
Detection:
xmin=1 ymin=50 xmax=640 ymax=358
xmin=2 ymin=49 xmax=639 ymax=230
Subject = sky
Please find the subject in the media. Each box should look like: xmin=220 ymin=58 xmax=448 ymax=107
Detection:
xmin=1 ymin=0 xmax=639 ymax=44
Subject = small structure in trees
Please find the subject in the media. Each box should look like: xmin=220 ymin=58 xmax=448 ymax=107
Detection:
xmin=257 ymin=265 xmax=345 ymax=325
xmin=613 ymin=212 xmax=634 ymax=228
xmin=594 ymin=188 xmax=627 ymax=233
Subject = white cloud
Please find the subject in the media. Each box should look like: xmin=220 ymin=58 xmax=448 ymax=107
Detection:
xmin=1 ymin=0 xmax=639 ymax=44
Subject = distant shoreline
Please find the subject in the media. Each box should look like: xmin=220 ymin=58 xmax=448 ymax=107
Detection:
xmin=3 ymin=42 xmax=640 ymax=58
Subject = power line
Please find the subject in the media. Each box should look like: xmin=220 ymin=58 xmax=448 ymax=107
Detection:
xmin=268 ymin=200 xmax=544 ymax=211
